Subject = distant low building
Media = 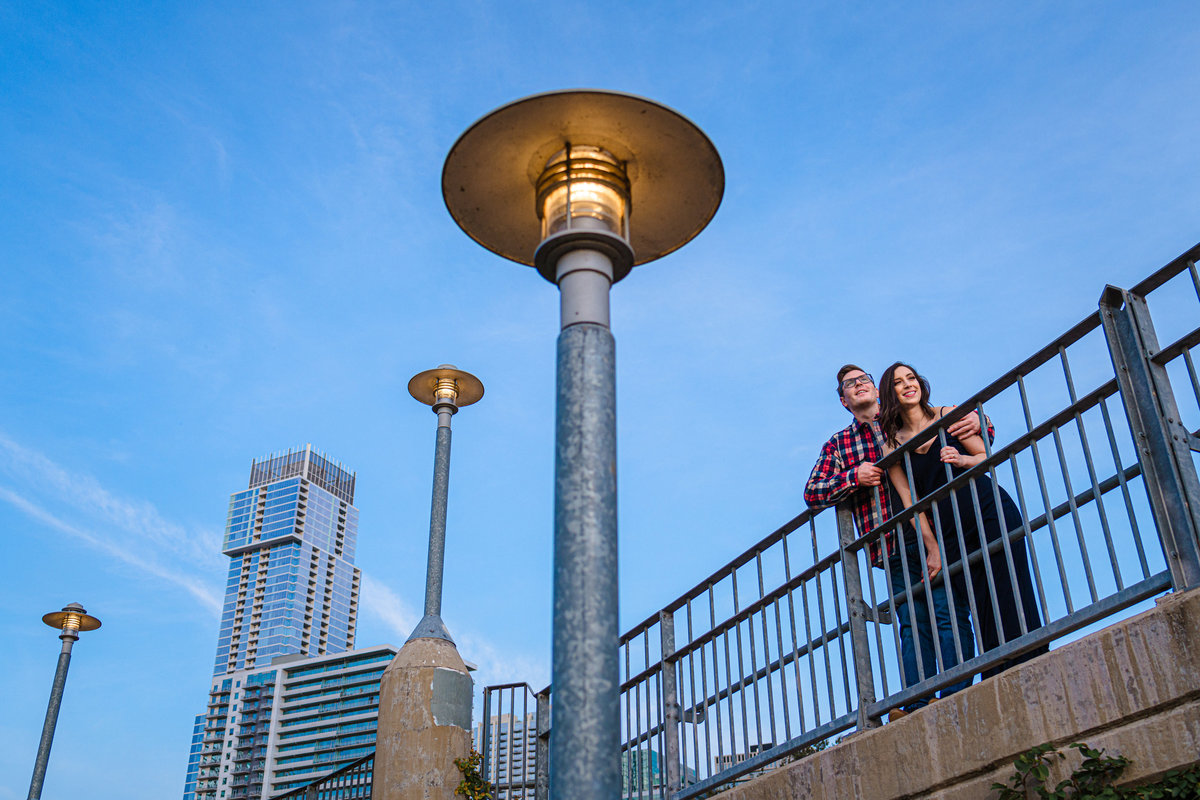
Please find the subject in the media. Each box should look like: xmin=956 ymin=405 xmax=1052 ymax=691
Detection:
xmin=622 ymin=747 xmax=698 ymax=799
xmin=713 ymin=742 xmax=779 ymax=784
xmin=193 ymin=644 xmax=396 ymax=800
xmin=475 ymin=711 xmax=538 ymax=799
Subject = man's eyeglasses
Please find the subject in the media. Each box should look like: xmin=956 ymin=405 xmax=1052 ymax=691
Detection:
xmin=841 ymin=374 xmax=874 ymax=390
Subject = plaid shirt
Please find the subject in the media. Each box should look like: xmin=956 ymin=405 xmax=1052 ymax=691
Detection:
xmin=804 ymin=416 xmax=898 ymax=567
xmin=804 ymin=409 xmax=995 ymax=568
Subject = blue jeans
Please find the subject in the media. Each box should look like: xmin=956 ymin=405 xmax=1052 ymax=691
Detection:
xmin=888 ymin=540 xmax=974 ymax=710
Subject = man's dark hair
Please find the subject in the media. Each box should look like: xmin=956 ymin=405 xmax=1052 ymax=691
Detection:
xmin=836 ymin=364 xmax=866 ymax=397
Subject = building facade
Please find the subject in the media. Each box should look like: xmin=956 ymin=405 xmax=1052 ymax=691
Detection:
xmin=214 ymin=446 xmax=360 ymax=675
xmin=475 ymin=712 xmax=539 ymax=800
xmin=192 ymin=645 xmax=396 ymax=800
xmin=186 ymin=445 xmax=363 ymax=800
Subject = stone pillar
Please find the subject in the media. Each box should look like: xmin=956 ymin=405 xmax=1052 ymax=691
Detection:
xmin=374 ymin=637 xmax=473 ymax=800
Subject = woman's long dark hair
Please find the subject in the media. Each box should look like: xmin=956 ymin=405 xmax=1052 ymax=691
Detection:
xmin=878 ymin=361 xmax=935 ymax=446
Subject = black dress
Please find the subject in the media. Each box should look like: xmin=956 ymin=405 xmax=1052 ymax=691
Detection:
xmin=906 ymin=431 xmax=1047 ymax=677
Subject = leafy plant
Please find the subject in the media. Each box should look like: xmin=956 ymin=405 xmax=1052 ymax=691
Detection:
xmin=454 ymin=748 xmax=493 ymax=800
xmin=992 ymin=742 xmax=1199 ymax=799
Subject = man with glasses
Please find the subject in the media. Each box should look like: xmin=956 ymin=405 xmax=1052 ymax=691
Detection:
xmin=804 ymin=364 xmax=985 ymax=719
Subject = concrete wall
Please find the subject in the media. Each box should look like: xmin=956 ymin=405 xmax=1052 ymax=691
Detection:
xmin=718 ymin=588 xmax=1200 ymax=800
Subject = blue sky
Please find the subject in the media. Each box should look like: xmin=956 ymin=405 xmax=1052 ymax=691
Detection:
xmin=2 ymin=2 xmax=1199 ymax=798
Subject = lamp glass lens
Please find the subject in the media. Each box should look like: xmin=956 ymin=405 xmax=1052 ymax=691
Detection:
xmin=537 ymin=146 xmax=629 ymax=241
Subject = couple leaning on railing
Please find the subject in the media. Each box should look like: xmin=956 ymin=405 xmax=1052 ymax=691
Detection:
xmin=805 ymin=361 xmax=1046 ymax=720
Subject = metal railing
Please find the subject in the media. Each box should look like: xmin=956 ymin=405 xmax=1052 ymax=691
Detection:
xmin=480 ymin=242 xmax=1200 ymax=799
xmin=270 ymin=753 xmax=373 ymax=800
xmin=478 ymin=683 xmax=549 ymax=800
xmin=280 ymin=244 xmax=1200 ymax=800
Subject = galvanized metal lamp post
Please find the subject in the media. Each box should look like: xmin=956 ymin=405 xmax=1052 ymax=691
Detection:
xmin=374 ymin=365 xmax=482 ymax=800
xmin=27 ymin=603 xmax=101 ymax=800
xmin=442 ymin=90 xmax=723 ymax=800
xmin=406 ymin=364 xmax=485 ymax=642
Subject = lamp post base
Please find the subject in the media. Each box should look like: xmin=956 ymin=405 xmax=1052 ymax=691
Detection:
xmin=375 ymin=637 xmax=474 ymax=800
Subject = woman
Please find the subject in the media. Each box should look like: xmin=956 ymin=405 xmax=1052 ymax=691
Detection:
xmin=879 ymin=361 xmax=1046 ymax=680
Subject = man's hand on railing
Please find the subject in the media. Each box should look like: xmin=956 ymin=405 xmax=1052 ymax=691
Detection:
xmin=856 ymin=463 xmax=884 ymax=487
xmin=946 ymin=408 xmax=983 ymax=440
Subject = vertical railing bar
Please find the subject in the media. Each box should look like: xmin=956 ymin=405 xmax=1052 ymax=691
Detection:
xmin=686 ymin=598 xmax=702 ymax=785
xmin=745 ymin=553 xmax=764 ymax=751
xmin=1097 ymin=396 xmax=1151 ymax=576
xmin=934 ymin=429 xmax=986 ymax=652
xmin=798 ymin=576 xmax=821 ymax=727
xmin=636 ymin=667 xmax=646 ymax=797
xmin=1019 ymin=374 xmax=1075 ymax=614
xmin=708 ymin=585 xmax=725 ymax=778
xmin=482 ymin=685 xmax=493 ymax=787
xmin=1059 ymin=348 xmax=1125 ymax=590
xmin=658 ymin=610 xmax=677 ymax=797
xmin=646 ymin=645 xmax=656 ymax=797
xmin=1006 ymin=454 xmax=1052 ymax=623
xmin=965 ymin=470 xmax=1007 ymax=650
xmin=1188 ymin=259 xmax=1200 ymax=303
xmin=903 ymin=447 xmax=946 ymax=675
xmin=827 ymin=552 xmax=854 ymax=710
xmin=812 ymin=540 xmax=839 ymax=715
xmin=1050 ymin=422 xmax=1100 ymax=603
xmin=729 ymin=570 xmax=752 ymax=759
xmin=522 ymin=686 xmax=531 ymax=799
xmin=933 ymin=413 xmax=974 ymax=665
xmin=863 ymin=536 xmax=892 ymax=701
xmin=836 ymin=504 xmax=879 ymax=731
xmin=720 ymin=628 xmax=738 ymax=779
xmin=640 ymin=627 xmax=652 ymax=797
xmin=754 ymin=550 xmax=777 ymax=750
xmin=984 ymin=447 xmax=1029 ymax=637
xmin=941 ymin=422 xmax=1003 ymax=647
xmin=774 ymin=533 xmax=793 ymax=743
xmin=786 ymin=525 xmax=808 ymax=733
xmin=891 ymin=497 xmax=927 ymax=683
xmin=771 ymin=595 xmax=792 ymax=743
xmin=511 ymin=685 xmax=519 ymax=798
xmin=623 ymin=640 xmax=633 ymax=797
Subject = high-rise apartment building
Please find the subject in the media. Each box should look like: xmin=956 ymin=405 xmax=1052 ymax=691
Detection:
xmin=185 ymin=446 xmax=363 ymax=800
xmin=215 ymin=446 xmax=360 ymax=675
xmin=192 ymin=644 xmax=396 ymax=800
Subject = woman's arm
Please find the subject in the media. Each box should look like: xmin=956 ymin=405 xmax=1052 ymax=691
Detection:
xmin=887 ymin=462 xmax=942 ymax=580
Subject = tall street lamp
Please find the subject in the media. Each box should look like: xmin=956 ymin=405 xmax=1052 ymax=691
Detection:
xmin=406 ymin=364 xmax=485 ymax=642
xmin=443 ymin=90 xmax=723 ymax=800
xmin=375 ymin=365 xmax=483 ymax=800
xmin=28 ymin=603 xmax=101 ymax=800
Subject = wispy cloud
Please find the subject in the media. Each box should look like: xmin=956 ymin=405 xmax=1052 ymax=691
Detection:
xmin=359 ymin=574 xmax=420 ymax=639
xmin=360 ymin=573 xmax=549 ymax=695
xmin=0 ymin=485 xmax=222 ymax=613
xmin=0 ymin=431 xmax=223 ymax=613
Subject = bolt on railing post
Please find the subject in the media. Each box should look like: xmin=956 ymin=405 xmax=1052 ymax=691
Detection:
xmin=536 ymin=686 xmax=552 ymax=800
xmin=658 ymin=610 xmax=681 ymax=795
xmin=1100 ymin=286 xmax=1200 ymax=590
xmin=836 ymin=504 xmax=881 ymax=730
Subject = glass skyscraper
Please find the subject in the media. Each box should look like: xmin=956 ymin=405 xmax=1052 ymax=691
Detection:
xmin=184 ymin=445 xmax=362 ymax=800
xmin=214 ymin=445 xmax=360 ymax=675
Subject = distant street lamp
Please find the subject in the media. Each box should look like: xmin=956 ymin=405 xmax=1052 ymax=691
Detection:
xmin=443 ymin=90 xmax=723 ymax=800
xmin=27 ymin=603 xmax=101 ymax=800
xmin=406 ymin=364 xmax=485 ymax=642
